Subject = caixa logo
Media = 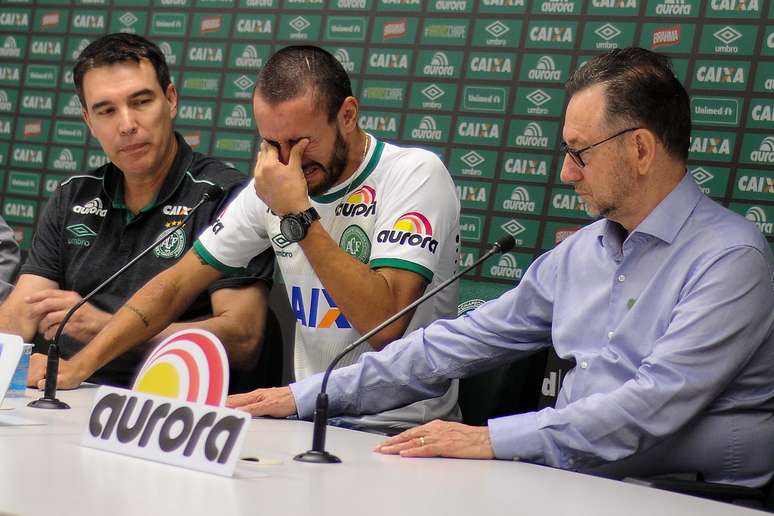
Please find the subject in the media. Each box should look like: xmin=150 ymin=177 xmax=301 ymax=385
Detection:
xmin=73 ymin=197 xmax=107 ymax=217
xmin=335 ymin=186 xmax=377 ymax=217
xmin=377 ymin=211 xmax=439 ymax=253
xmin=291 ymin=286 xmax=351 ymax=328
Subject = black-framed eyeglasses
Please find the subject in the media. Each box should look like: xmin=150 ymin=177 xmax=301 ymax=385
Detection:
xmin=560 ymin=127 xmax=640 ymax=168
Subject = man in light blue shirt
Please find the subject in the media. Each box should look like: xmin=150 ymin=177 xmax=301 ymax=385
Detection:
xmin=228 ymin=48 xmax=774 ymax=487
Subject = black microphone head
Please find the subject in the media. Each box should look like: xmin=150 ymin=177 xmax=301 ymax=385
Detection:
xmin=494 ymin=234 xmax=516 ymax=254
xmin=203 ymin=184 xmax=225 ymax=203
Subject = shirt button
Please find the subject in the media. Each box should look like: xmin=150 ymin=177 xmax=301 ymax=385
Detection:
xmin=580 ymin=361 xmax=588 ymax=369
xmin=607 ymin=331 xmax=614 ymax=339
xmin=617 ymin=274 xmax=626 ymax=282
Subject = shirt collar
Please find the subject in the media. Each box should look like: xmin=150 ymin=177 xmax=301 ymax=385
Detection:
xmin=598 ymin=172 xmax=702 ymax=248
xmin=102 ymin=131 xmax=193 ymax=212
xmin=311 ymin=134 xmax=384 ymax=205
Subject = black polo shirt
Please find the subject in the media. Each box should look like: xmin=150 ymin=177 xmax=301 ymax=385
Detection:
xmin=21 ymin=132 xmax=274 ymax=387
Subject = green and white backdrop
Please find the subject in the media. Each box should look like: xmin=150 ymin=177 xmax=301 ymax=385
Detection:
xmin=0 ymin=0 xmax=772 ymax=310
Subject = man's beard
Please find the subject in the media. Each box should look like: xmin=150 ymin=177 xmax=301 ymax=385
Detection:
xmin=583 ymin=159 xmax=637 ymax=222
xmin=305 ymin=130 xmax=349 ymax=196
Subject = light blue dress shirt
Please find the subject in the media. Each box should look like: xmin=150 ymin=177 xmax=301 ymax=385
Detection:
xmin=291 ymin=174 xmax=774 ymax=486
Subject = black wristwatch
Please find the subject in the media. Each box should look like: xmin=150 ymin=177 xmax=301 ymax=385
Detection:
xmin=279 ymin=207 xmax=320 ymax=243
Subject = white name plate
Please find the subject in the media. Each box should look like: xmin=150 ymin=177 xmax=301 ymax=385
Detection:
xmin=82 ymin=386 xmax=250 ymax=477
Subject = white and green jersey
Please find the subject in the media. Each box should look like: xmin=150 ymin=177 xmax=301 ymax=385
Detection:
xmin=195 ymin=135 xmax=461 ymax=430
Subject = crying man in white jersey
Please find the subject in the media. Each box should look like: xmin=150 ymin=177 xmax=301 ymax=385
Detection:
xmin=67 ymin=45 xmax=462 ymax=434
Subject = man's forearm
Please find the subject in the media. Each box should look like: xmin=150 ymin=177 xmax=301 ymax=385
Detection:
xmin=71 ymin=290 xmax=182 ymax=377
xmin=69 ymin=267 xmax=205 ymax=379
xmin=150 ymin=317 xmax=262 ymax=370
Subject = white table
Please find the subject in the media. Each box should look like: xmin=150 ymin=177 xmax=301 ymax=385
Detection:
xmin=0 ymin=388 xmax=762 ymax=516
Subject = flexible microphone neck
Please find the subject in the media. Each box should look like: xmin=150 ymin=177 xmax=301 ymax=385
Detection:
xmin=29 ymin=184 xmax=224 ymax=409
xmin=294 ymin=234 xmax=516 ymax=463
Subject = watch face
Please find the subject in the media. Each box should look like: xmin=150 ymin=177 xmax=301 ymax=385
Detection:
xmin=280 ymin=216 xmax=305 ymax=242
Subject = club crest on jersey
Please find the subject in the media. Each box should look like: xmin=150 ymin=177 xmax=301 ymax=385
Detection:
xmin=334 ymin=186 xmax=377 ymax=217
xmin=291 ymin=286 xmax=351 ymax=329
xmin=154 ymin=227 xmax=186 ymax=259
xmin=376 ymin=211 xmax=438 ymax=253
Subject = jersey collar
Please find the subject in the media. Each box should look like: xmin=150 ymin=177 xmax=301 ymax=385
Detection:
xmin=103 ymin=131 xmax=193 ymax=215
xmin=311 ymin=135 xmax=384 ymax=205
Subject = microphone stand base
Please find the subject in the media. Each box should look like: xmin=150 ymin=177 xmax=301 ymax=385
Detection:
xmin=293 ymin=450 xmax=342 ymax=464
xmin=27 ymin=397 xmax=70 ymax=410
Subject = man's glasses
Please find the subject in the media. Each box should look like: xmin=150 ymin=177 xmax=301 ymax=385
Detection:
xmin=560 ymin=127 xmax=641 ymax=168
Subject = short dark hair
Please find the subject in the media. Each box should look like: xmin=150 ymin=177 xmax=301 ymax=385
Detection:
xmin=565 ymin=47 xmax=690 ymax=162
xmin=255 ymin=45 xmax=352 ymax=122
xmin=73 ymin=33 xmax=171 ymax=108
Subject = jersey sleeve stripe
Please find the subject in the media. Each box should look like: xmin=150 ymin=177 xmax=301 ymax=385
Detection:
xmin=192 ymin=240 xmax=246 ymax=274
xmin=370 ymin=257 xmax=433 ymax=283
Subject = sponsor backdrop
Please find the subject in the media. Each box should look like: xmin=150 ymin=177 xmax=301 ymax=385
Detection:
xmin=0 ymin=0 xmax=772 ymax=310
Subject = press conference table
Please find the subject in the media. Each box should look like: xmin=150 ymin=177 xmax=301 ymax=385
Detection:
xmin=0 ymin=388 xmax=762 ymax=516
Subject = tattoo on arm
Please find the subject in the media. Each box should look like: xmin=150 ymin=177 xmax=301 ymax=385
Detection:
xmin=125 ymin=303 xmax=150 ymax=328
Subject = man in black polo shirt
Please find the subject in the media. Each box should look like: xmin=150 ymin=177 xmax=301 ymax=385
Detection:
xmin=0 ymin=33 xmax=276 ymax=390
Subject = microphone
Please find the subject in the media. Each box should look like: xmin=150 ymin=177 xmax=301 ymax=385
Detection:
xmin=28 ymin=184 xmax=225 ymax=409
xmin=294 ymin=234 xmax=516 ymax=463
